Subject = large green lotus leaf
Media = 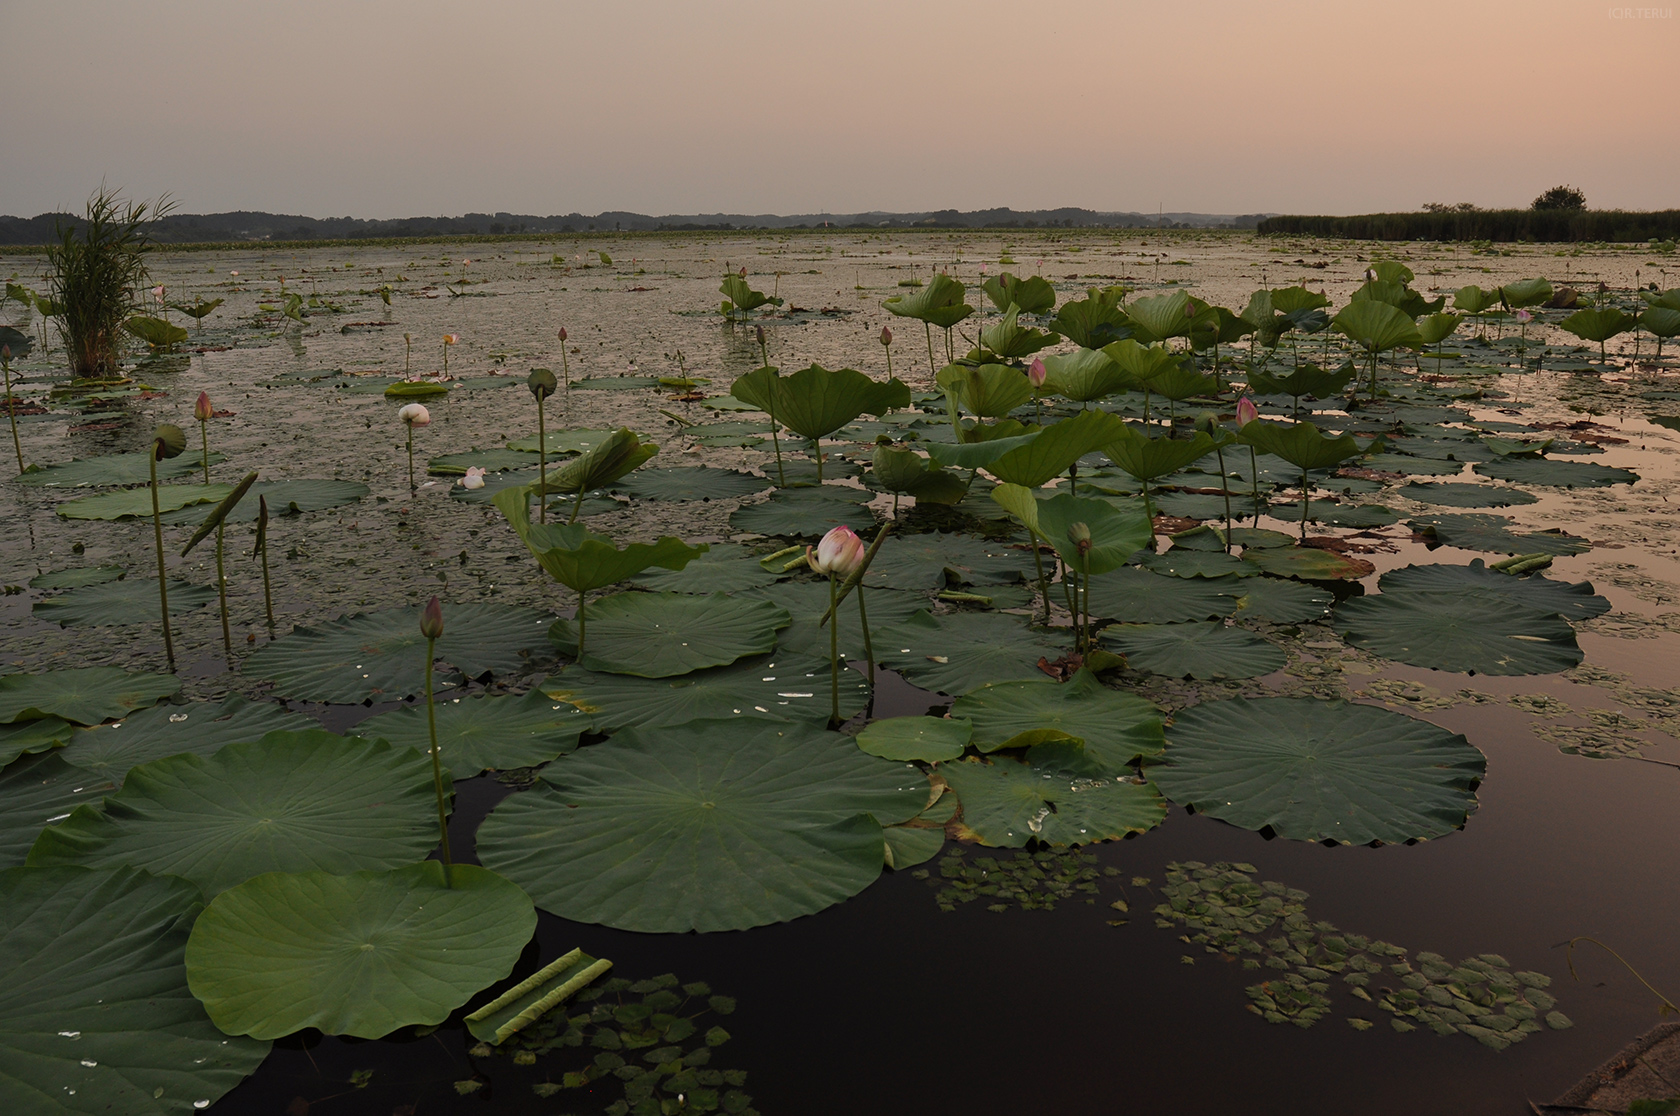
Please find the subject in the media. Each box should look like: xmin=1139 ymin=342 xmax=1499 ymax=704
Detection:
xmin=631 ymin=543 xmax=782 ymax=593
xmin=1147 ymin=363 xmax=1220 ymax=402
xmin=158 ymin=480 xmax=369 ymax=525
xmin=1247 ymin=363 xmax=1356 ymax=400
xmin=29 ymin=566 xmax=127 ymax=590
xmin=60 ymin=696 xmax=315 ymax=785
xmin=56 ymin=483 xmax=234 ymax=521
xmin=1267 ymin=502 xmax=1399 ymax=529
xmin=506 ymin=428 xmax=619 ymax=454
xmin=989 ymin=409 xmax=1129 ymax=487
xmin=1039 ymin=347 xmax=1126 ymax=403
xmin=0 ymin=753 xmax=118 ymax=866
xmin=728 ymin=486 xmax=878 ymax=537
xmin=981 ymin=272 xmax=1056 ymax=315
xmin=941 ymin=749 xmax=1166 ymax=847
xmin=18 ymin=451 xmax=223 ymax=488
xmin=33 ymin=579 xmax=215 ymax=627
xmin=1364 ymin=453 xmax=1463 ymax=477
xmin=1123 ymin=291 xmax=1193 ymax=343
xmin=882 ymin=273 xmax=974 ymax=329
xmin=937 ymin=362 xmax=1033 ymax=418
xmin=0 ymin=717 xmax=76 ymax=766
xmin=1102 ymin=338 xmax=1179 ymax=387
xmin=727 ymin=365 xmax=779 ymax=415
xmin=768 ymin=364 xmax=910 ymax=442
xmin=542 ymin=428 xmax=659 ymax=495
xmin=1333 ymin=300 xmax=1423 ymax=353
xmin=1104 ymin=622 xmax=1285 ymax=679
xmin=1560 ymin=307 xmax=1635 ymax=345
xmin=862 ymin=532 xmax=1033 ymax=591
xmin=543 ymin=653 xmax=871 ymax=730
xmin=1397 ymin=481 xmax=1537 ymax=507
xmin=1219 ymin=576 xmax=1334 ymax=623
xmin=994 ymin=487 xmax=1151 ymax=576
xmin=977 ymin=305 xmax=1058 ymax=360
xmin=1417 ymin=312 xmax=1462 ymax=346
xmin=753 ymin=581 xmax=927 ymax=662
xmin=1376 ymin=562 xmax=1608 ymax=621
xmin=856 ymin=716 xmax=971 ymax=762
xmin=1497 ymin=277 xmax=1553 ymax=308
xmin=1335 ymin=590 xmax=1580 ymax=675
xmin=611 ymin=466 xmax=772 ymax=501
xmin=355 ymin=689 xmax=588 ymax=780
xmin=495 ymin=487 xmax=703 ymax=592
xmin=0 ymin=668 xmax=180 ymax=726
xmin=924 ymin=429 xmax=1041 ymax=470
xmin=427 ymin=448 xmax=541 ymax=475
xmin=185 ymin=862 xmax=533 ymax=1040
xmin=1641 ymin=306 xmax=1680 ymax=339
xmin=1407 ymin=513 xmax=1590 ymax=556
xmin=1147 ymin=697 xmax=1486 ymax=844
xmin=28 ymin=733 xmax=450 ymax=896
xmin=1453 ymin=284 xmax=1500 ymax=314
xmin=883 ymin=822 xmax=947 ymax=870
xmin=1103 ymin=426 xmax=1216 ymax=483
xmin=0 ymin=866 xmax=270 ymax=1115
xmin=950 ymin=669 xmax=1164 ymax=767
xmin=876 ymin=611 xmax=1067 ymax=695
xmin=1472 ymin=457 xmax=1638 ymax=488
xmin=1138 ymin=549 xmax=1255 ymax=579
xmin=551 ymin=591 xmax=790 ymax=677
xmin=1052 ymin=288 xmax=1131 ymax=349
xmin=243 ymin=602 xmax=556 ymax=703
xmin=451 ymin=469 xmax=615 ymax=509
xmin=1240 ymin=546 xmax=1374 ymax=580
xmin=1237 ymin=420 xmax=1362 ymax=472
xmin=1083 ymin=568 xmax=1241 ymax=623
xmin=475 ymin=719 xmax=927 ymax=932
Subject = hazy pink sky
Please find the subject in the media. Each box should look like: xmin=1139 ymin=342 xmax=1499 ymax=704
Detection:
xmin=4 ymin=0 xmax=1675 ymax=218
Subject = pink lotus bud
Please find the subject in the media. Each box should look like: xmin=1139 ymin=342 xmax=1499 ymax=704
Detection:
xmin=880 ymin=326 xmax=892 ymax=346
xmin=1514 ymin=309 xmax=1533 ymax=323
xmin=461 ymin=259 xmax=470 ymax=267
xmin=1365 ymin=268 xmax=1377 ymax=282
xmin=756 ymin=325 xmax=766 ymax=347
xmin=1028 ymin=358 xmax=1047 ymax=388
xmin=460 ymin=466 xmax=487 ymax=490
xmin=1236 ymin=396 xmax=1260 ymax=426
xmin=1 ymin=345 xmax=10 ymax=364
xmin=808 ymin=525 xmax=866 ymax=577
xmin=230 ymin=270 xmax=239 ymax=276
xmin=419 ymin=596 xmax=444 ymax=640
xmin=397 ymin=403 xmax=431 ymax=427
xmin=194 ymin=391 xmax=213 ymax=423
xmin=558 ymin=327 xmax=568 ymax=342
xmin=442 ymin=333 xmax=459 ymax=346
xmin=739 ymin=267 xmax=747 ymax=277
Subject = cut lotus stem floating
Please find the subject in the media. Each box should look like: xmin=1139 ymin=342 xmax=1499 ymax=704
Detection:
xmin=419 ymin=596 xmax=454 ymax=888
xmin=397 ymin=402 xmax=430 ymax=494
xmin=254 ymin=494 xmax=275 ymax=630
xmin=149 ymin=423 xmax=187 ymax=670
xmin=463 ymin=948 xmax=613 ymax=1045
xmin=527 ymin=367 xmax=557 ymax=522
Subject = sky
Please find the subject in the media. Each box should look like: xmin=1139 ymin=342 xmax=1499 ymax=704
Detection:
xmin=3 ymin=0 xmax=1676 ymax=219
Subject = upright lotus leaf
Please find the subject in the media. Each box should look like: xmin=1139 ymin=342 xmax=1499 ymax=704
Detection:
xmin=1351 ymin=279 xmax=1442 ymax=319
xmin=1052 ymin=286 xmax=1132 ymax=348
xmin=882 ymin=273 xmax=974 ymax=329
xmin=1102 ymin=337 xmax=1180 ymax=390
xmin=1147 ymin=697 xmax=1486 ymax=845
xmin=61 ymin=695 xmax=316 ymax=785
xmin=1040 ymin=347 xmax=1128 ymax=403
xmin=1454 ymin=285 xmax=1500 ymax=315
xmin=981 ymin=272 xmax=1056 ymax=315
xmin=1560 ymin=307 xmax=1635 ymax=353
xmin=495 ymin=486 xmax=704 ymax=593
xmin=1269 ymin=286 xmax=1332 ymax=315
xmin=924 ymin=427 xmax=1041 ymax=470
xmin=988 ymin=409 xmax=1129 ymax=487
xmin=937 ymin=362 xmax=1033 ymax=418
xmin=993 ymin=486 xmax=1150 ymax=575
xmin=1334 ymin=300 xmax=1424 ymax=353
xmin=1236 ymin=420 xmax=1362 ymax=473
xmin=1123 ymin=290 xmax=1193 ymax=343
xmin=1245 ymin=361 xmax=1355 ymax=401
xmin=1500 ymin=278 xmax=1555 ymax=309
xmin=548 ymin=591 xmax=791 ymax=677
xmin=1417 ymin=312 xmax=1462 ymax=346
xmin=544 ymin=427 xmax=659 ymax=495
xmin=940 ymin=746 xmax=1166 ymax=847
xmin=0 ymin=667 xmax=180 ymax=726
xmin=0 ymin=866 xmax=271 ymax=1116
xmin=1146 ymin=361 xmax=1219 ymax=403
xmin=475 ymin=719 xmax=927 ymax=933
xmin=977 ymin=304 xmax=1057 ymax=360
xmin=1191 ymin=306 xmax=1255 ymax=351
xmin=729 ymin=365 xmax=778 ymax=415
xmin=1640 ymin=306 xmax=1680 ymax=343
xmin=185 ymin=863 xmax=535 ymax=1040
xmin=1103 ymin=425 xmax=1216 ymax=491
xmin=951 ymin=669 xmax=1164 ymax=768
xmin=868 ymin=445 xmax=966 ymax=504
xmin=175 ymin=297 xmax=225 ymax=324
xmin=122 ymin=316 xmax=189 ymax=349
xmin=718 ymin=273 xmax=781 ymax=317
xmin=1643 ymin=287 xmax=1680 ymax=312
xmin=770 ymin=363 xmax=910 ymax=442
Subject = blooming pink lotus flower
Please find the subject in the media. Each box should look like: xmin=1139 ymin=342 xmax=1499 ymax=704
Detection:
xmin=1515 ymin=309 xmax=1533 ymax=323
xmin=460 ymin=466 xmax=487 ymax=490
xmin=808 ymin=525 xmax=865 ymax=577
xmin=1028 ymin=358 xmax=1047 ymax=389
xmin=195 ymin=391 xmax=213 ymax=423
xmin=152 ymin=285 xmax=165 ymax=305
xmin=397 ymin=403 xmax=431 ymax=427
xmin=443 ymin=333 xmax=459 ymax=346
xmin=230 ymin=270 xmax=239 ymax=277
xmin=1365 ymin=268 xmax=1378 ymax=282
xmin=1236 ymin=396 xmax=1260 ymax=426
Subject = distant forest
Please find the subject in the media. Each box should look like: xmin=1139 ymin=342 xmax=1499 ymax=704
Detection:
xmin=1259 ymin=210 xmax=1680 ymax=243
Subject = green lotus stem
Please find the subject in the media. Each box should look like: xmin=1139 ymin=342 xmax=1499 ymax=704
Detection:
xmin=1030 ymin=541 xmax=1051 ymax=625
xmin=924 ymin=322 xmax=936 ymax=380
xmin=1060 ymin=565 xmax=1076 ymax=627
xmin=2 ymin=354 xmax=22 ymax=474
xmin=765 ymin=388 xmax=786 ymax=488
xmin=150 ymin=453 xmax=175 ymax=671
xmin=1080 ymin=551 xmax=1091 ymax=655
xmin=405 ymin=426 xmax=416 ymax=494
xmin=423 ymin=635 xmax=454 ymax=889
xmin=559 ymin=343 xmax=570 ymax=394
xmin=883 ymin=341 xmax=893 ymax=382
xmin=1299 ymin=466 xmax=1310 ymax=541
xmin=568 ymin=485 xmax=586 ymax=525
xmin=938 ymin=590 xmax=993 ymax=605
xmin=404 ymin=333 xmax=411 ymax=374
xmin=812 ymin=438 xmax=823 ymax=483
xmin=575 ymin=589 xmax=587 ymax=657
xmin=199 ymin=421 xmax=210 ymax=484
xmin=536 ymin=391 xmax=547 ymax=524
xmin=1215 ymin=443 xmax=1232 ymax=550
xmin=1248 ymin=445 xmax=1261 ymax=527
xmin=828 ymin=574 xmax=840 ymax=728
xmin=258 ymin=536 xmax=274 ymax=629
xmin=214 ymin=524 xmax=231 ymax=660
xmin=857 ymin=583 xmax=874 ymax=689
xmin=1564 ymin=936 xmax=1679 ymax=1017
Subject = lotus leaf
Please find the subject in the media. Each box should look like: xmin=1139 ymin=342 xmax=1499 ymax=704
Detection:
xmin=766 ymin=363 xmax=910 ymax=442
xmin=34 ymin=578 xmax=215 ymax=627
xmin=357 ymin=688 xmax=589 ymax=780
xmin=862 ymin=532 xmax=1034 ymax=591
xmin=1245 ymin=362 xmax=1355 ymax=401
xmin=989 ymin=409 xmax=1129 ymax=487
xmin=1104 ymin=622 xmax=1285 ymax=679
xmin=754 ymin=581 xmax=926 ymax=661
xmin=1102 ymin=338 xmax=1179 ymax=389
xmin=1407 ymin=513 xmax=1590 ymax=556
xmin=0 ymin=667 xmax=180 ymax=726
xmin=0 ymin=716 xmax=76 ymax=766
xmin=159 ymin=479 xmax=368 ymax=524
xmin=383 ymin=380 xmax=449 ymax=399
xmin=1147 ymin=697 xmax=1486 ymax=844
xmin=475 ymin=719 xmax=927 ymax=932
xmin=550 ymin=591 xmax=790 ymax=677
xmin=611 ymin=466 xmax=771 ymax=501
xmin=1333 ymin=300 xmax=1423 ymax=354
xmin=1040 ymin=347 xmax=1127 ymax=403
xmin=1454 ymin=285 xmax=1500 ymax=314
xmin=60 ymin=696 xmax=315 ymax=784
xmin=632 ymin=543 xmax=783 ymax=593
xmin=1374 ymin=562 xmax=1608 ymax=622
xmin=1123 ymin=291 xmax=1193 ymax=343
xmin=1219 ymin=576 xmax=1334 ymax=622
xmin=1082 ymin=568 xmax=1242 ymax=623
xmin=951 ymin=669 xmax=1164 ymax=767
xmin=1052 ymin=287 xmax=1132 ymax=349
xmin=941 ymin=747 xmax=1166 ymax=847
xmin=981 ymin=272 xmax=1056 ymax=315
xmin=543 ymin=653 xmax=872 ymax=730
xmin=876 ymin=611 xmax=1068 ymax=695
xmin=1138 ymin=549 xmax=1256 ymax=579
xmin=1335 ymin=590 xmax=1581 ymax=675
xmin=1472 ymin=457 xmax=1637 ymax=488
xmin=992 ymin=485 xmax=1151 ymax=575
xmin=29 ymin=566 xmax=126 ymax=589
xmin=937 ymin=362 xmax=1033 ymax=418
xmin=977 ymin=305 xmax=1058 ymax=360
xmin=924 ymin=429 xmax=1040 ymax=470
xmin=1397 ymin=481 xmax=1537 ymax=507
xmin=506 ymin=428 xmax=619 ymax=455
xmin=0 ymin=753 xmax=118 ymax=866
xmin=856 ymin=716 xmax=972 ymax=762
xmin=495 ymin=486 xmax=704 ymax=592
xmin=728 ymin=485 xmax=878 ymax=537
xmin=1103 ymin=426 xmax=1216 ymax=485
xmin=19 ymin=451 xmax=222 ymax=488
xmin=719 ymin=273 xmax=781 ymax=316
xmin=1240 ymin=546 xmax=1374 ymax=580
xmin=56 ymin=483 xmax=233 ymax=521
xmin=122 ymin=316 xmax=188 ymax=348
xmin=541 ymin=428 xmax=658 ymax=496
xmin=882 ymin=273 xmax=974 ymax=329
xmin=1500 ymin=278 xmax=1554 ymax=309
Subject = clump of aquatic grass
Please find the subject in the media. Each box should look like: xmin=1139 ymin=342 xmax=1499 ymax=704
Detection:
xmin=48 ymin=189 xmax=172 ymax=379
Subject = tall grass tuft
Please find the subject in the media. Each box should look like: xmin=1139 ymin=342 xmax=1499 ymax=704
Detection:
xmin=47 ymin=189 xmax=172 ymax=379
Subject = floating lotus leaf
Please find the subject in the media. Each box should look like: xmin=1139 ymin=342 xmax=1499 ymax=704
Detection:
xmin=56 ymin=482 xmax=233 ymax=521
xmin=1219 ymin=576 xmax=1335 ymax=623
xmin=0 ymin=667 xmax=180 ymax=726
xmin=1335 ymin=589 xmax=1581 ymax=675
xmin=0 ymin=753 xmax=117 ymax=866
xmin=0 ymin=866 xmax=270 ymax=1115
xmin=506 ymin=428 xmax=619 ymax=454
xmin=159 ymin=479 xmax=369 ymax=524
xmin=989 ymin=409 xmax=1129 ymax=487
xmin=1471 ymin=457 xmax=1637 ymax=488
xmin=185 ymin=863 xmax=534 ymax=1040
xmin=18 ymin=451 xmax=222 ymax=488
xmin=1147 ymin=697 xmax=1486 ymax=844
xmin=33 ymin=578 xmax=215 ymax=627
xmin=1396 ymin=481 xmax=1537 ymax=507
xmin=728 ymin=485 xmax=878 ymax=537
xmin=428 ymin=448 xmax=541 ymax=475
xmin=611 ymin=466 xmax=772 ymax=501
xmin=550 ymin=591 xmax=791 ymax=677
xmin=243 ymin=602 xmax=556 ymax=703
xmin=543 ymin=653 xmax=872 ymax=730
xmin=882 ymin=273 xmax=974 ymax=329
xmin=752 ymin=581 xmax=927 ymax=661
xmin=1374 ymin=562 xmax=1609 ymax=622
xmin=356 ymin=688 xmax=589 ymax=780
xmin=570 ymin=376 xmax=662 ymax=391
xmin=1104 ymin=622 xmax=1286 ymax=679
xmin=1407 ymin=513 xmax=1590 ymax=556
xmin=856 ymin=716 xmax=972 ymax=762
xmin=876 ymin=611 xmax=1068 ymax=695
xmin=28 ymin=732 xmax=451 ymax=896
xmin=1082 ymin=568 xmax=1242 ymax=623
xmin=60 ymin=696 xmax=315 ymax=785
xmin=1364 ymin=453 xmax=1464 ymax=477
xmin=631 ymin=543 xmax=783 ymax=593
xmin=383 ymin=380 xmax=449 ymax=398
xmin=862 ymin=532 xmax=1035 ymax=591
xmin=28 ymin=566 xmax=127 ymax=589
xmin=475 ymin=719 xmax=927 ymax=933
xmin=1138 ymin=549 xmax=1256 ymax=579
xmin=883 ymin=822 xmax=947 ymax=870
xmin=1270 ymin=502 xmax=1399 ymax=528
xmin=937 ymin=362 xmax=1033 ymax=418
xmin=0 ymin=716 xmax=76 ymax=766
xmin=951 ymin=669 xmax=1164 ymax=768
xmin=941 ymin=745 xmax=1166 ymax=847
xmin=1240 ymin=546 xmax=1375 ymax=580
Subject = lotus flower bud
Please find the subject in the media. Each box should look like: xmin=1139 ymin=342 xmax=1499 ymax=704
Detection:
xmin=558 ymin=327 xmax=568 ymax=342
xmin=1067 ymin=521 xmax=1093 ymax=555
xmin=1514 ymin=309 xmax=1533 ymax=323
xmin=1 ymin=345 xmax=10 ymax=364
xmin=880 ymin=326 xmax=892 ymax=346
xmin=443 ymin=333 xmax=459 ymax=346
xmin=153 ymin=424 xmax=186 ymax=461
xmin=527 ymin=367 xmax=557 ymax=400
xmin=230 ymin=270 xmax=239 ymax=276
xmin=739 ymin=266 xmax=747 ymax=278
xmin=1365 ymin=268 xmax=1377 ymax=282
xmin=1235 ymin=395 xmax=1260 ymax=426
xmin=195 ymin=391 xmax=213 ymax=423
xmin=1194 ymin=410 xmax=1219 ymax=435
xmin=808 ymin=525 xmax=866 ymax=577
xmin=460 ymin=466 xmax=487 ymax=490
xmin=756 ymin=325 xmax=766 ymax=347
xmin=420 ymin=596 xmax=444 ymax=640
xmin=397 ymin=403 xmax=431 ymax=427
xmin=1028 ymin=358 xmax=1047 ymax=389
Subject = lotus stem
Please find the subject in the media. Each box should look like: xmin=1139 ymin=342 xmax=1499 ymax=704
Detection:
xmin=536 ymin=392 xmax=547 ymax=524
xmin=1248 ymin=445 xmax=1261 ymax=527
xmin=1563 ymin=936 xmax=1679 ymax=1016
xmin=766 ymin=393 xmax=786 ymax=488
xmin=423 ymin=635 xmax=454 ymax=888
xmin=568 ymin=485 xmax=585 ymax=525
xmin=214 ymin=523 xmax=231 ymax=660
xmin=883 ymin=342 xmax=893 ymax=382
xmin=199 ymin=421 xmax=210 ymax=485
xmin=258 ymin=520 xmax=274 ymax=630
xmin=559 ymin=343 xmax=570 ymax=395
xmin=405 ymin=333 xmax=411 ymax=374
xmin=1215 ymin=443 xmax=1232 ymax=550
xmin=150 ymin=453 xmax=175 ymax=671
xmin=857 ymin=583 xmax=874 ymax=690
xmin=1060 ymin=563 xmax=1076 ymax=625
xmin=924 ymin=322 xmax=935 ymax=381
xmin=576 ymin=589 xmax=587 ymax=658
xmin=812 ymin=439 xmax=823 ymax=483
xmin=828 ymin=574 xmax=840 ymax=727
xmin=442 ymin=340 xmax=449 ymax=376
xmin=2 ymin=357 xmax=22 ymax=474
xmin=405 ymin=426 xmax=416 ymax=494
xmin=1030 ymin=540 xmax=1051 ymax=625
xmin=1299 ymin=466 xmax=1310 ymax=542
xmin=1080 ymin=551 xmax=1091 ymax=655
